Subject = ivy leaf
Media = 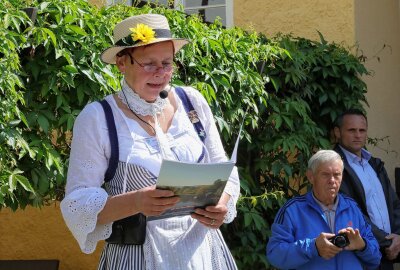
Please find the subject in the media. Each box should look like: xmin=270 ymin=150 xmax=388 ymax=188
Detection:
xmin=319 ymin=94 xmax=328 ymax=105
xmin=274 ymin=115 xmax=282 ymax=129
xmin=67 ymin=25 xmax=87 ymax=36
xmin=42 ymin=28 xmax=57 ymax=48
xmin=37 ymin=115 xmax=49 ymax=133
xmin=62 ymin=65 xmax=79 ymax=74
xmin=244 ymin=212 xmax=252 ymax=227
xmin=14 ymin=174 xmax=35 ymax=193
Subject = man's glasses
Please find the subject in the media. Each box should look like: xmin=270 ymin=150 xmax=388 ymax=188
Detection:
xmin=127 ymin=53 xmax=173 ymax=73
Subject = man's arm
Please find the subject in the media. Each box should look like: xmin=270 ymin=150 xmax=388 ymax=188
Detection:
xmin=266 ymin=223 xmax=321 ymax=269
xmin=378 ymin=165 xmax=400 ymax=260
xmin=339 ymin=168 xmax=389 ymax=246
xmin=380 ymin=166 xmax=400 ymax=235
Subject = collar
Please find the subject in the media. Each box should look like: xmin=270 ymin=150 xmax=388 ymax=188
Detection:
xmin=312 ymin=192 xmax=339 ymax=211
xmin=339 ymin=145 xmax=371 ymax=165
xmin=117 ymin=79 xmax=168 ymax=116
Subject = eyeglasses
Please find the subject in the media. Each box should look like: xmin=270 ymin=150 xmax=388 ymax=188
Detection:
xmin=127 ymin=53 xmax=173 ymax=73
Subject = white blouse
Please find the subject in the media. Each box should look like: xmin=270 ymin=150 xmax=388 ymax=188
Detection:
xmin=60 ymin=86 xmax=240 ymax=256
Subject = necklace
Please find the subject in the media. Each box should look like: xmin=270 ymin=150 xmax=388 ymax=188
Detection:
xmin=121 ymin=90 xmax=156 ymax=135
xmin=118 ymin=80 xmax=167 ymax=117
xmin=118 ymin=80 xmax=175 ymax=159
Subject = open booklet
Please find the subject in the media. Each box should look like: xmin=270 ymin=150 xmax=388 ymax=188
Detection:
xmin=148 ymin=119 xmax=243 ymax=221
xmin=148 ymin=160 xmax=235 ymax=220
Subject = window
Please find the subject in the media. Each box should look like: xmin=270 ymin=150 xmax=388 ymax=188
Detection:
xmin=106 ymin=0 xmax=133 ymax=6
xmin=138 ymin=0 xmax=233 ymax=28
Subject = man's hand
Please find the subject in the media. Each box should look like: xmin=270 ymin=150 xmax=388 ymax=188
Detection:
xmin=338 ymin=227 xmax=365 ymax=251
xmin=385 ymin=234 xmax=400 ymax=260
xmin=315 ymin=232 xmax=342 ymax=259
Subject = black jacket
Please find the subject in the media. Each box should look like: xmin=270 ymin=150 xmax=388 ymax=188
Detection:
xmin=335 ymin=145 xmax=400 ymax=269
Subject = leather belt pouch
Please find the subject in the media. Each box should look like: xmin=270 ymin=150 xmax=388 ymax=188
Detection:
xmin=105 ymin=213 xmax=146 ymax=245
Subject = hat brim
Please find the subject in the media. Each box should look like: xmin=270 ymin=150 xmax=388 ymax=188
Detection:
xmin=101 ymin=38 xmax=190 ymax=64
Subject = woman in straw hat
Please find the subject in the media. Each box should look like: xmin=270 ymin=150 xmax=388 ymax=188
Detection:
xmin=60 ymin=13 xmax=239 ymax=269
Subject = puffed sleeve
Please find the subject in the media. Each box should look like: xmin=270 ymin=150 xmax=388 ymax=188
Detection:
xmin=60 ymin=101 xmax=113 ymax=254
xmin=183 ymin=87 xmax=240 ymax=223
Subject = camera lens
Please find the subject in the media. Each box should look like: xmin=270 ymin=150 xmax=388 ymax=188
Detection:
xmin=329 ymin=233 xmax=350 ymax=248
xmin=334 ymin=235 xmax=347 ymax=248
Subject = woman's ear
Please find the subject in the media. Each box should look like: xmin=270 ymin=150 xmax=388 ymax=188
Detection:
xmin=115 ymin=55 xmax=127 ymax=73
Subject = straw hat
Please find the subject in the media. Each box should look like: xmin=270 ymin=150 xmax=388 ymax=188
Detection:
xmin=101 ymin=14 xmax=190 ymax=64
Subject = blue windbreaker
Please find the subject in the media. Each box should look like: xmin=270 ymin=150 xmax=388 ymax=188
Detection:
xmin=266 ymin=192 xmax=381 ymax=270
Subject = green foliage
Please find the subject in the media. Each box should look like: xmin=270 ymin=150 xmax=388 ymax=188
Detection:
xmin=1 ymin=0 xmax=36 ymax=209
xmin=0 ymin=0 xmax=368 ymax=268
xmin=0 ymin=0 xmax=122 ymax=209
xmin=245 ymin=32 xmax=368 ymax=197
xmin=224 ymin=190 xmax=286 ymax=269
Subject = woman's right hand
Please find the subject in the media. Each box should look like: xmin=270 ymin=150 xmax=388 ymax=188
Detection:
xmin=134 ymin=186 xmax=180 ymax=216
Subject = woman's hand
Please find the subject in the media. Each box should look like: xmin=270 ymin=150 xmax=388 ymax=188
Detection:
xmin=134 ymin=186 xmax=180 ymax=216
xmin=191 ymin=203 xmax=228 ymax=228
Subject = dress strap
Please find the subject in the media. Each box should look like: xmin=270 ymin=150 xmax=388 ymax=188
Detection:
xmin=175 ymin=87 xmax=207 ymax=143
xmin=98 ymin=99 xmax=119 ymax=183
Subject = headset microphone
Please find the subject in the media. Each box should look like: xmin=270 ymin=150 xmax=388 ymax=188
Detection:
xmin=159 ymin=90 xmax=169 ymax=99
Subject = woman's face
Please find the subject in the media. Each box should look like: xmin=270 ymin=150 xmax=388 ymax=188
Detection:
xmin=116 ymin=41 xmax=174 ymax=102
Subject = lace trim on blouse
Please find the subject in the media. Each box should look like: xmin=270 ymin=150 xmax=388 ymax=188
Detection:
xmin=60 ymin=187 xmax=112 ymax=254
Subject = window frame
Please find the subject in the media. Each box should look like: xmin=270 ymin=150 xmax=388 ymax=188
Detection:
xmin=106 ymin=0 xmax=133 ymax=6
xmin=129 ymin=0 xmax=234 ymax=28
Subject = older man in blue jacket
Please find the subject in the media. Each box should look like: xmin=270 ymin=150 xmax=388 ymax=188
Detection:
xmin=267 ymin=150 xmax=381 ymax=270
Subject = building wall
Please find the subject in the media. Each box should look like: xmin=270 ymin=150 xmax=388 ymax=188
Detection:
xmin=0 ymin=203 xmax=104 ymax=270
xmin=354 ymin=0 xmax=400 ymax=183
xmin=89 ymin=0 xmax=105 ymax=7
xmin=234 ymin=0 xmax=355 ymax=44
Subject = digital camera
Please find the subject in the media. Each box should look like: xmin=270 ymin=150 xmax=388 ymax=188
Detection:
xmin=329 ymin=233 xmax=350 ymax=248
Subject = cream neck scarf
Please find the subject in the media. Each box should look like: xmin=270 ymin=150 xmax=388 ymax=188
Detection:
xmin=117 ymin=79 xmax=168 ymax=117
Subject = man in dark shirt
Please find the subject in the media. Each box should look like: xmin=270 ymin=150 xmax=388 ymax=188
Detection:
xmin=333 ymin=109 xmax=400 ymax=270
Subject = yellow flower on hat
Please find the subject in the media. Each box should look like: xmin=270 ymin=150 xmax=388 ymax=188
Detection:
xmin=130 ymin=24 xmax=156 ymax=44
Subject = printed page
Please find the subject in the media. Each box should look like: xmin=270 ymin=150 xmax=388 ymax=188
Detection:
xmin=149 ymin=160 xmax=235 ymax=220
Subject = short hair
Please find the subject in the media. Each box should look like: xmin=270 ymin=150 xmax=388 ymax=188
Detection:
xmin=334 ymin=109 xmax=367 ymax=128
xmin=308 ymin=150 xmax=343 ymax=174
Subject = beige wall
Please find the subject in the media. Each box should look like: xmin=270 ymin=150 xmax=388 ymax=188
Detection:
xmin=234 ymin=0 xmax=355 ymax=45
xmin=355 ymin=0 xmax=400 ymax=182
xmin=89 ymin=0 xmax=105 ymax=7
xmin=0 ymin=203 xmax=104 ymax=270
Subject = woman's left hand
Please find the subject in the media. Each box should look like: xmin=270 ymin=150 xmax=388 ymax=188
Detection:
xmin=191 ymin=203 xmax=227 ymax=228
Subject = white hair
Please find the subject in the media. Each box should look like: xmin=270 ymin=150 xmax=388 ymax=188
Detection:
xmin=308 ymin=150 xmax=343 ymax=173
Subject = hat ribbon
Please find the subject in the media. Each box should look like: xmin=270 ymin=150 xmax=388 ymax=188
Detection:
xmin=115 ymin=29 xmax=172 ymax=46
